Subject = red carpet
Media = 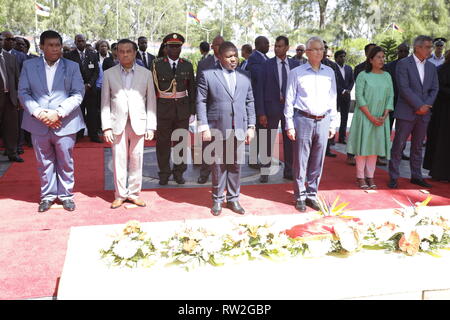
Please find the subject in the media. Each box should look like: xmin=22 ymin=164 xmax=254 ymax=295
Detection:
xmin=0 ymin=138 xmax=449 ymax=299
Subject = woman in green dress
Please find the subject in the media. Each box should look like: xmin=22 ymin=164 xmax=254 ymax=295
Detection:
xmin=347 ymin=46 xmax=394 ymax=189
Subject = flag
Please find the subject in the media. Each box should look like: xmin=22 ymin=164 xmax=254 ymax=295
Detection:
xmin=188 ymin=12 xmax=200 ymax=24
xmin=35 ymin=2 xmax=50 ymax=17
xmin=392 ymin=23 xmax=404 ymax=33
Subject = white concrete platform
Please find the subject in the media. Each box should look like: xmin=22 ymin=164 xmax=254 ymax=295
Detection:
xmin=57 ymin=206 xmax=450 ymax=300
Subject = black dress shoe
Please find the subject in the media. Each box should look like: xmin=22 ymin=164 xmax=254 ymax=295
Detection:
xmin=305 ymin=198 xmax=320 ymax=211
xmin=388 ymin=178 xmax=398 ymax=189
xmin=90 ymin=136 xmax=103 ymax=143
xmin=410 ymin=178 xmax=432 ymax=188
xmin=260 ymin=175 xmax=269 ymax=183
xmin=159 ymin=177 xmax=169 ymax=185
xmin=8 ymin=155 xmax=24 ymax=162
xmin=326 ymin=151 xmax=337 ymax=158
xmin=197 ymin=175 xmax=208 ymax=184
xmin=248 ymin=163 xmax=261 ymax=169
xmin=401 ymin=153 xmax=410 ymax=160
xmin=295 ymin=200 xmax=306 ymax=212
xmin=211 ymin=202 xmax=222 ymax=216
xmin=174 ymin=175 xmax=185 ymax=184
xmin=62 ymin=199 xmax=76 ymax=211
xmin=283 ymin=174 xmax=293 ymax=180
xmin=226 ymin=201 xmax=245 ymax=215
xmin=17 ymin=149 xmax=24 ymax=155
xmin=338 ymin=140 xmax=347 ymax=144
xmin=38 ymin=200 xmax=53 ymax=213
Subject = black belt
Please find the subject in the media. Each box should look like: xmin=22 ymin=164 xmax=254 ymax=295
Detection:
xmin=298 ymin=110 xmax=326 ymax=120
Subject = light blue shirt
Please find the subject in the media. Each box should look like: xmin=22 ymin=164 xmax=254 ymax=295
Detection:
xmin=428 ymin=53 xmax=444 ymax=67
xmin=220 ymin=64 xmax=236 ymax=95
xmin=284 ymin=62 xmax=338 ymax=130
xmin=120 ymin=63 xmax=135 ymax=89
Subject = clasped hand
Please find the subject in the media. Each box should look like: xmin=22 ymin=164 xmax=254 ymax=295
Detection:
xmin=38 ymin=110 xmax=61 ymax=129
xmin=415 ymin=105 xmax=431 ymax=115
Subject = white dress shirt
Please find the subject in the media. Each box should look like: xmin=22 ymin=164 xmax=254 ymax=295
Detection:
xmin=338 ymin=64 xmax=346 ymax=81
xmin=284 ymin=62 xmax=338 ymax=130
xmin=32 ymin=57 xmax=62 ymax=118
xmin=413 ymin=54 xmax=426 ymax=84
xmin=276 ymin=57 xmax=290 ymax=94
xmin=120 ymin=63 xmax=135 ymax=90
xmin=168 ymin=57 xmax=179 ymax=69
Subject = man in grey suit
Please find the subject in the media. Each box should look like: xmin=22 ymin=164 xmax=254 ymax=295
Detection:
xmin=388 ymin=35 xmax=439 ymax=189
xmin=18 ymin=30 xmax=85 ymax=212
xmin=196 ymin=35 xmax=224 ymax=184
xmin=196 ymin=41 xmax=256 ymax=216
xmin=0 ymin=43 xmax=22 ymax=162
xmin=257 ymin=35 xmax=300 ymax=183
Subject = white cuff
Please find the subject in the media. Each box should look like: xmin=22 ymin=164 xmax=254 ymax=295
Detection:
xmin=33 ymin=108 xmax=45 ymax=118
xmin=197 ymin=124 xmax=210 ymax=132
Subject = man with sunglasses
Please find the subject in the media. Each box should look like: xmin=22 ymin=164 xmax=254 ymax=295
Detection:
xmin=294 ymin=44 xmax=307 ymax=65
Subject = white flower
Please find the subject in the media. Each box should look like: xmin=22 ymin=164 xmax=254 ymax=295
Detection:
xmin=99 ymin=237 xmax=115 ymax=252
xmin=306 ymin=239 xmax=333 ymax=257
xmin=257 ymin=227 xmax=270 ymax=238
xmin=416 ymin=225 xmax=444 ymax=242
xmin=199 ymin=236 xmax=223 ymax=253
xmin=112 ymin=239 xmax=143 ymax=259
xmin=334 ymin=224 xmax=359 ymax=252
xmin=420 ymin=241 xmax=430 ymax=251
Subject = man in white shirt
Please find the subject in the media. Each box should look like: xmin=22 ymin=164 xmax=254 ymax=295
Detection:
xmin=102 ymin=39 xmax=157 ymax=209
xmin=388 ymin=35 xmax=439 ymax=189
xmin=18 ymin=30 xmax=85 ymax=212
xmin=137 ymin=36 xmax=155 ymax=70
xmin=284 ymin=36 xmax=338 ymax=212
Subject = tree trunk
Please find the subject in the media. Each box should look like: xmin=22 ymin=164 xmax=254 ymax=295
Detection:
xmin=318 ymin=0 xmax=328 ymax=29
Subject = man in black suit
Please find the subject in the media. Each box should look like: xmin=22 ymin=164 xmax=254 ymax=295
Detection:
xmin=136 ymin=36 xmax=155 ymax=70
xmin=334 ymin=50 xmax=354 ymax=144
xmin=385 ymin=42 xmax=410 ymax=160
xmin=0 ymin=48 xmax=23 ymax=162
xmin=102 ymin=43 xmax=118 ymax=71
xmin=64 ymin=34 xmax=100 ymax=142
xmin=199 ymin=41 xmax=210 ymax=60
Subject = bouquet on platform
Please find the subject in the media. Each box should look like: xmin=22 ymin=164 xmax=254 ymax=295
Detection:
xmin=100 ymin=221 xmax=159 ymax=268
xmin=363 ymin=196 xmax=450 ymax=256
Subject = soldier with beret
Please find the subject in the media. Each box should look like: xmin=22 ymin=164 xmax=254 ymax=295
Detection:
xmin=152 ymin=33 xmax=196 ymax=185
xmin=428 ymin=37 xmax=447 ymax=67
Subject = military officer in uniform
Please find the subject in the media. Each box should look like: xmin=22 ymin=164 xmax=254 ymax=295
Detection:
xmin=152 ymin=33 xmax=196 ymax=185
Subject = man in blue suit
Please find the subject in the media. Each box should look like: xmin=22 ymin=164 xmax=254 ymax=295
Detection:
xmin=196 ymin=35 xmax=224 ymax=184
xmin=334 ymin=50 xmax=354 ymax=144
xmin=257 ymin=36 xmax=299 ymax=183
xmin=246 ymin=36 xmax=269 ymax=169
xmin=388 ymin=35 xmax=439 ymax=189
xmin=196 ymin=41 xmax=256 ymax=216
xmin=19 ymin=30 xmax=85 ymax=212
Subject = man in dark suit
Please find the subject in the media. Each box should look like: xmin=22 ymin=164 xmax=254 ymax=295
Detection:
xmin=257 ymin=35 xmax=299 ymax=183
xmin=239 ymin=44 xmax=252 ymax=70
xmin=22 ymin=38 xmax=39 ymax=59
xmin=1 ymin=31 xmax=27 ymax=71
xmin=1 ymin=31 xmax=28 ymax=154
xmin=334 ymin=50 xmax=354 ymax=144
xmin=385 ymin=42 xmax=410 ymax=161
xmin=388 ymin=35 xmax=439 ymax=189
xmin=136 ymin=36 xmax=155 ymax=70
xmin=197 ymin=41 xmax=256 ymax=216
xmin=196 ymin=35 xmax=224 ymax=184
xmin=0 ymin=46 xmax=22 ymax=162
xmin=64 ymin=34 xmax=100 ymax=142
xmin=246 ymin=36 xmax=269 ymax=169
xmin=199 ymin=41 xmax=210 ymax=60
xmin=102 ymin=43 xmax=118 ymax=71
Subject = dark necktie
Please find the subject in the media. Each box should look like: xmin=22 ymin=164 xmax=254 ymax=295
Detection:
xmin=172 ymin=62 xmax=177 ymax=75
xmin=142 ymin=52 xmax=147 ymax=68
xmin=80 ymin=51 xmax=85 ymax=62
xmin=281 ymin=60 xmax=287 ymax=98
xmin=0 ymin=55 xmax=9 ymax=91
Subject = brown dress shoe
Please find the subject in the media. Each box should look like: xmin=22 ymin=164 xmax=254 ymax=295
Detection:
xmin=128 ymin=198 xmax=146 ymax=207
xmin=111 ymin=199 xmax=124 ymax=209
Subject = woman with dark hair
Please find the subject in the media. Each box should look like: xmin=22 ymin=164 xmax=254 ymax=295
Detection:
xmin=423 ymin=50 xmax=450 ymax=181
xmin=157 ymin=42 xmax=167 ymax=58
xmin=102 ymin=42 xmax=118 ymax=71
xmin=346 ymin=46 xmax=394 ymax=189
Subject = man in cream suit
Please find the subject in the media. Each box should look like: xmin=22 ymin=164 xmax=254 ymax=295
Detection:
xmin=101 ymin=39 xmax=157 ymax=209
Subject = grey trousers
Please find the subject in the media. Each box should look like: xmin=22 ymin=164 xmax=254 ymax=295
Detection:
xmin=292 ymin=111 xmax=330 ymax=201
